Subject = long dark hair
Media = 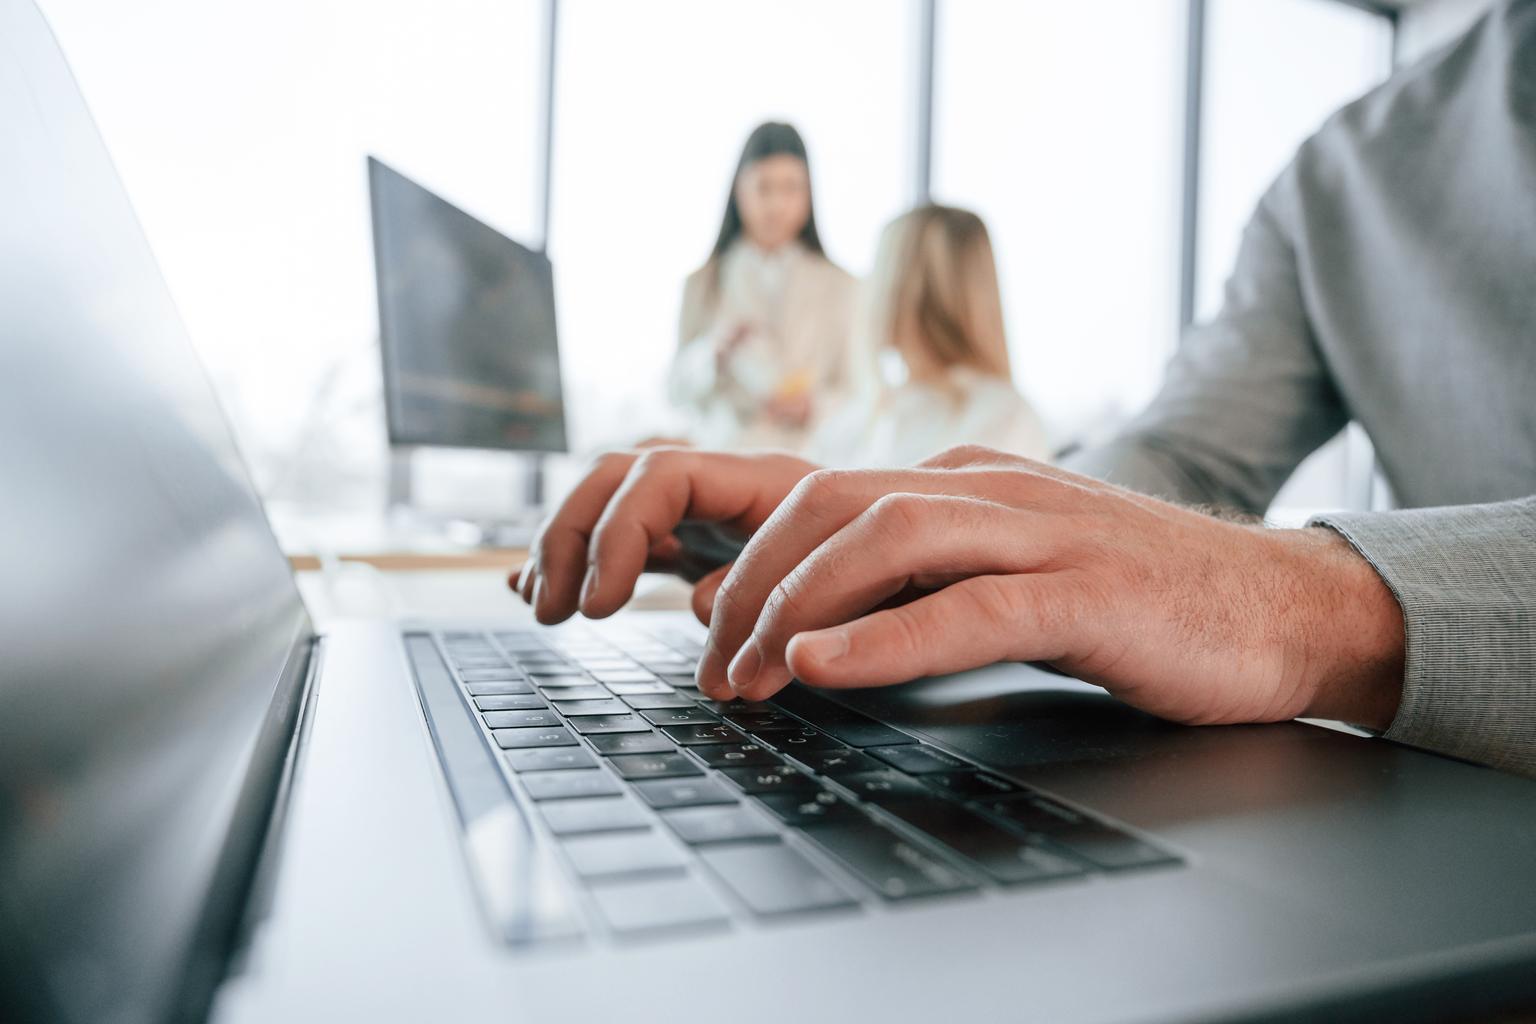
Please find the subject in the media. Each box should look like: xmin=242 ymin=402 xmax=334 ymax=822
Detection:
xmin=706 ymin=122 xmax=825 ymax=284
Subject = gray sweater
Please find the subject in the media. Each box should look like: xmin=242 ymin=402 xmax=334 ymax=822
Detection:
xmin=1067 ymin=0 xmax=1536 ymax=775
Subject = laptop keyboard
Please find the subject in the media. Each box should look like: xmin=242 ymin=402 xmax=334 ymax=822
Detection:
xmin=408 ymin=623 xmax=1180 ymax=943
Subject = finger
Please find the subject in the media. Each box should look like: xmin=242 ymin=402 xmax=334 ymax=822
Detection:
xmin=728 ymin=495 xmax=1061 ymax=701
xmin=698 ymin=466 xmax=1041 ymax=694
xmin=579 ymin=450 xmax=804 ymax=619
xmin=784 ymin=574 xmax=1083 ymax=688
xmin=690 ymin=563 xmax=732 ymax=627
xmin=529 ymin=451 xmax=638 ymax=623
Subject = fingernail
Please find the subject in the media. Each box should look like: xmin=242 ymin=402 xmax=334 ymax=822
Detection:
xmin=580 ymin=564 xmax=599 ymax=607
xmin=795 ymin=629 xmax=849 ymax=666
xmin=727 ymin=637 xmax=763 ymax=693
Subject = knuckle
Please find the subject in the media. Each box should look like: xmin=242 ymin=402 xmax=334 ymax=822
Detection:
xmin=789 ymin=468 xmax=851 ymax=507
xmin=632 ymin=446 xmax=687 ymax=478
xmin=920 ymin=443 xmax=1005 ymax=469
xmin=866 ymin=492 xmax=936 ymax=542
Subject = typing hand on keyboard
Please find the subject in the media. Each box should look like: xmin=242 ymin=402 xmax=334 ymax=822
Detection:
xmin=515 ymin=443 xmax=1404 ymax=734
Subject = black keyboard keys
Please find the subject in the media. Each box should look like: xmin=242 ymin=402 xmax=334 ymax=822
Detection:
xmin=493 ymin=725 xmax=579 ymax=749
xmin=503 ymin=746 xmax=597 ymax=772
xmin=662 ymin=723 xmax=743 ymax=746
xmin=689 ymin=742 xmax=782 ymax=768
xmin=878 ymin=798 xmax=1083 ymax=885
xmin=662 ymin=805 xmax=779 ymax=845
xmin=922 ymin=771 xmax=1020 ymax=800
xmin=520 ymin=769 xmax=623 ymax=801
xmin=791 ymin=749 xmax=883 ymax=779
xmin=539 ymin=796 xmax=650 ymax=836
xmin=802 ymin=819 xmax=976 ymax=900
xmin=482 ymin=708 xmax=560 ymax=729
xmin=698 ymin=842 xmax=857 ymax=916
xmin=979 ymin=797 xmax=1179 ymax=871
xmin=837 ymin=770 xmax=932 ymax=804
xmin=473 ymin=694 xmax=547 ymax=711
xmin=632 ymin=777 xmax=739 ymax=809
xmin=720 ymin=764 xmax=819 ymax=794
xmin=608 ymin=753 xmax=704 ymax=780
xmin=587 ymin=732 xmax=677 ymax=756
xmin=569 ymin=714 xmax=652 ymax=735
xmin=465 ymin=680 xmax=535 ymax=696
xmin=754 ymin=790 xmax=862 ymax=827
xmin=639 ymin=706 xmax=720 ymax=727
xmin=866 ymin=744 xmax=969 ymax=774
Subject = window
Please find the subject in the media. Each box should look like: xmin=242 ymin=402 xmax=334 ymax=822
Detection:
xmin=933 ymin=0 xmax=1186 ymax=444
xmin=40 ymin=0 xmax=545 ymax=502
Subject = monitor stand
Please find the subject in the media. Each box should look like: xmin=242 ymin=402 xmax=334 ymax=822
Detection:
xmin=386 ymin=445 xmax=544 ymax=549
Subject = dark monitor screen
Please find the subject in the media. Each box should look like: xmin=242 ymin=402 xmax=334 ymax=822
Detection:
xmin=369 ymin=157 xmax=568 ymax=453
xmin=0 ymin=3 xmax=313 ymax=1023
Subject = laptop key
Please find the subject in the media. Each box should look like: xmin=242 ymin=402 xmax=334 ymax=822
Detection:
xmin=632 ymin=777 xmax=739 ymax=809
xmin=482 ymin=709 xmax=560 ymax=729
xmin=662 ymin=805 xmax=779 ymax=845
xmin=535 ymin=683 xmax=609 ymax=701
xmin=569 ymin=714 xmax=652 ymax=735
xmin=622 ymin=693 xmax=697 ymax=710
xmin=640 ymin=706 xmax=720 ymax=727
xmin=755 ymin=727 xmax=846 ymax=755
xmin=473 ymin=694 xmax=548 ymax=712
xmin=466 ymin=680 xmax=536 ymax=696
xmin=552 ymin=698 xmax=629 ymax=717
xmin=866 ymin=744 xmax=970 ymax=775
xmin=504 ymin=747 xmax=597 ymax=772
xmin=719 ymin=765 xmax=820 ymax=794
xmin=493 ymin=726 xmax=579 ymax=749
xmin=663 ymin=723 xmax=743 ymax=746
xmin=767 ymin=687 xmax=917 ymax=748
xmin=540 ymin=796 xmax=650 ymax=836
xmin=754 ymin=789 xmax=863 ymax=827
xmin=837 ymin=770 xmax=932 ymax=804
xmin=979 ymin=798 xmax=1178 ymax=871
xmin=604 ymin=680 xmax=676 ymax=696
xmin=520 ymin=769 xmax=624 ymax=801
xmin=458 ymin=668 xmax=526 ymax=682
xmin=608 ymin=753 xmax=704 ymax=780
xmin=792 ymin=749 xmax=883 ymax=779
xmin=922 ymin=771 xmax=1020 ymax=800
xmin=561 ymin=831 xmax=688 ymax=880
xmin=588 ymin=732 xmax=677 ymax=756
xmin=529 ymin=674 xmax=595 ymax=688
xmin=590 ymin=874 xmax=729 ymax=937
xmin=592 ymin=669 xmax=659 ymax=684
xmin=802 ymin=820 xmax=977 ymax=900
xmin=698 ymin=841 xmax=858 ymax=916
xmin=689 ymin=742 xmax=782 ymax=768
xmin=878 ymin=798 xmax=1084 ymax=885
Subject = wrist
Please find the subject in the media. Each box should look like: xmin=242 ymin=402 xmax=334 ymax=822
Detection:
xmin=1270 ymin=526 xmax=1405 ymax=729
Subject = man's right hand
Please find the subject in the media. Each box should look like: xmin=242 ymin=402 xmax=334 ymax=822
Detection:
xmin=511 ymin=448 xmax=817 ymax=625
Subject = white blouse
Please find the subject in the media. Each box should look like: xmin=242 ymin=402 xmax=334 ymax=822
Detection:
xmin=810 ymin=367 xmax=1052 ymax=469
xmin=669 ymin=241 xmax=856 ymax=451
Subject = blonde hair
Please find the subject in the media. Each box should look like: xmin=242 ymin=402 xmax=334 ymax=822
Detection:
xmin=856 ymin=204 xmax=1012 ymax=388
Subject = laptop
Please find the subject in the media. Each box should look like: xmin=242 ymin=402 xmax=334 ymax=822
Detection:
xmin=4 ymin=2 xmax=1536 ymax=1022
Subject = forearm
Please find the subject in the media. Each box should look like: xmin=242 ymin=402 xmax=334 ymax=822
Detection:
xmin=1311 ymin=497 xmax=1536 ymax=777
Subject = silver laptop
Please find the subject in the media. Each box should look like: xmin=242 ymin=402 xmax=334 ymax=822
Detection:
xmin=5 ymin=2 xmax=1536 ymax=1022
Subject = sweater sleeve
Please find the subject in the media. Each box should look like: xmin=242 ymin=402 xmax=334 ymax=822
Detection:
xmin=1311 ymin=497 xmax=1536 ymax=777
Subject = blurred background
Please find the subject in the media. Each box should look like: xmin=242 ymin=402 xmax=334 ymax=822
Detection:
xmin=35 ymin=0 xmax=1480 ymax=540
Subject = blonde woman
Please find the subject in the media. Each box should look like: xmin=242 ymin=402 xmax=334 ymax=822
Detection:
xmin=811 ymin=204 xmax=1049 ymax=468
xmin=669 ymin=122 xmax=857 ymax=451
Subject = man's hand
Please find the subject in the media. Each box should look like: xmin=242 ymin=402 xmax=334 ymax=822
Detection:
xmin=512 ymin=448 xmax=816 ymax=625
xmin=515 ymin=445 xmax=1406 ymax=731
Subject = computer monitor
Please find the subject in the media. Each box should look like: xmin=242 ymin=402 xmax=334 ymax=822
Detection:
xmin=368 ymin=157 xmax=568 ymax=456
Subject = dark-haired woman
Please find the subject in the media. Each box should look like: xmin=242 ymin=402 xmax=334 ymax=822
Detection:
xmin=669 ymin=122 xmax=857 ymax=451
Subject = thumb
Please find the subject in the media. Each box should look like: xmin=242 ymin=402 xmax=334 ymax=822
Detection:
xmin=784 ymin=574 xmax=1076 ymax=689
